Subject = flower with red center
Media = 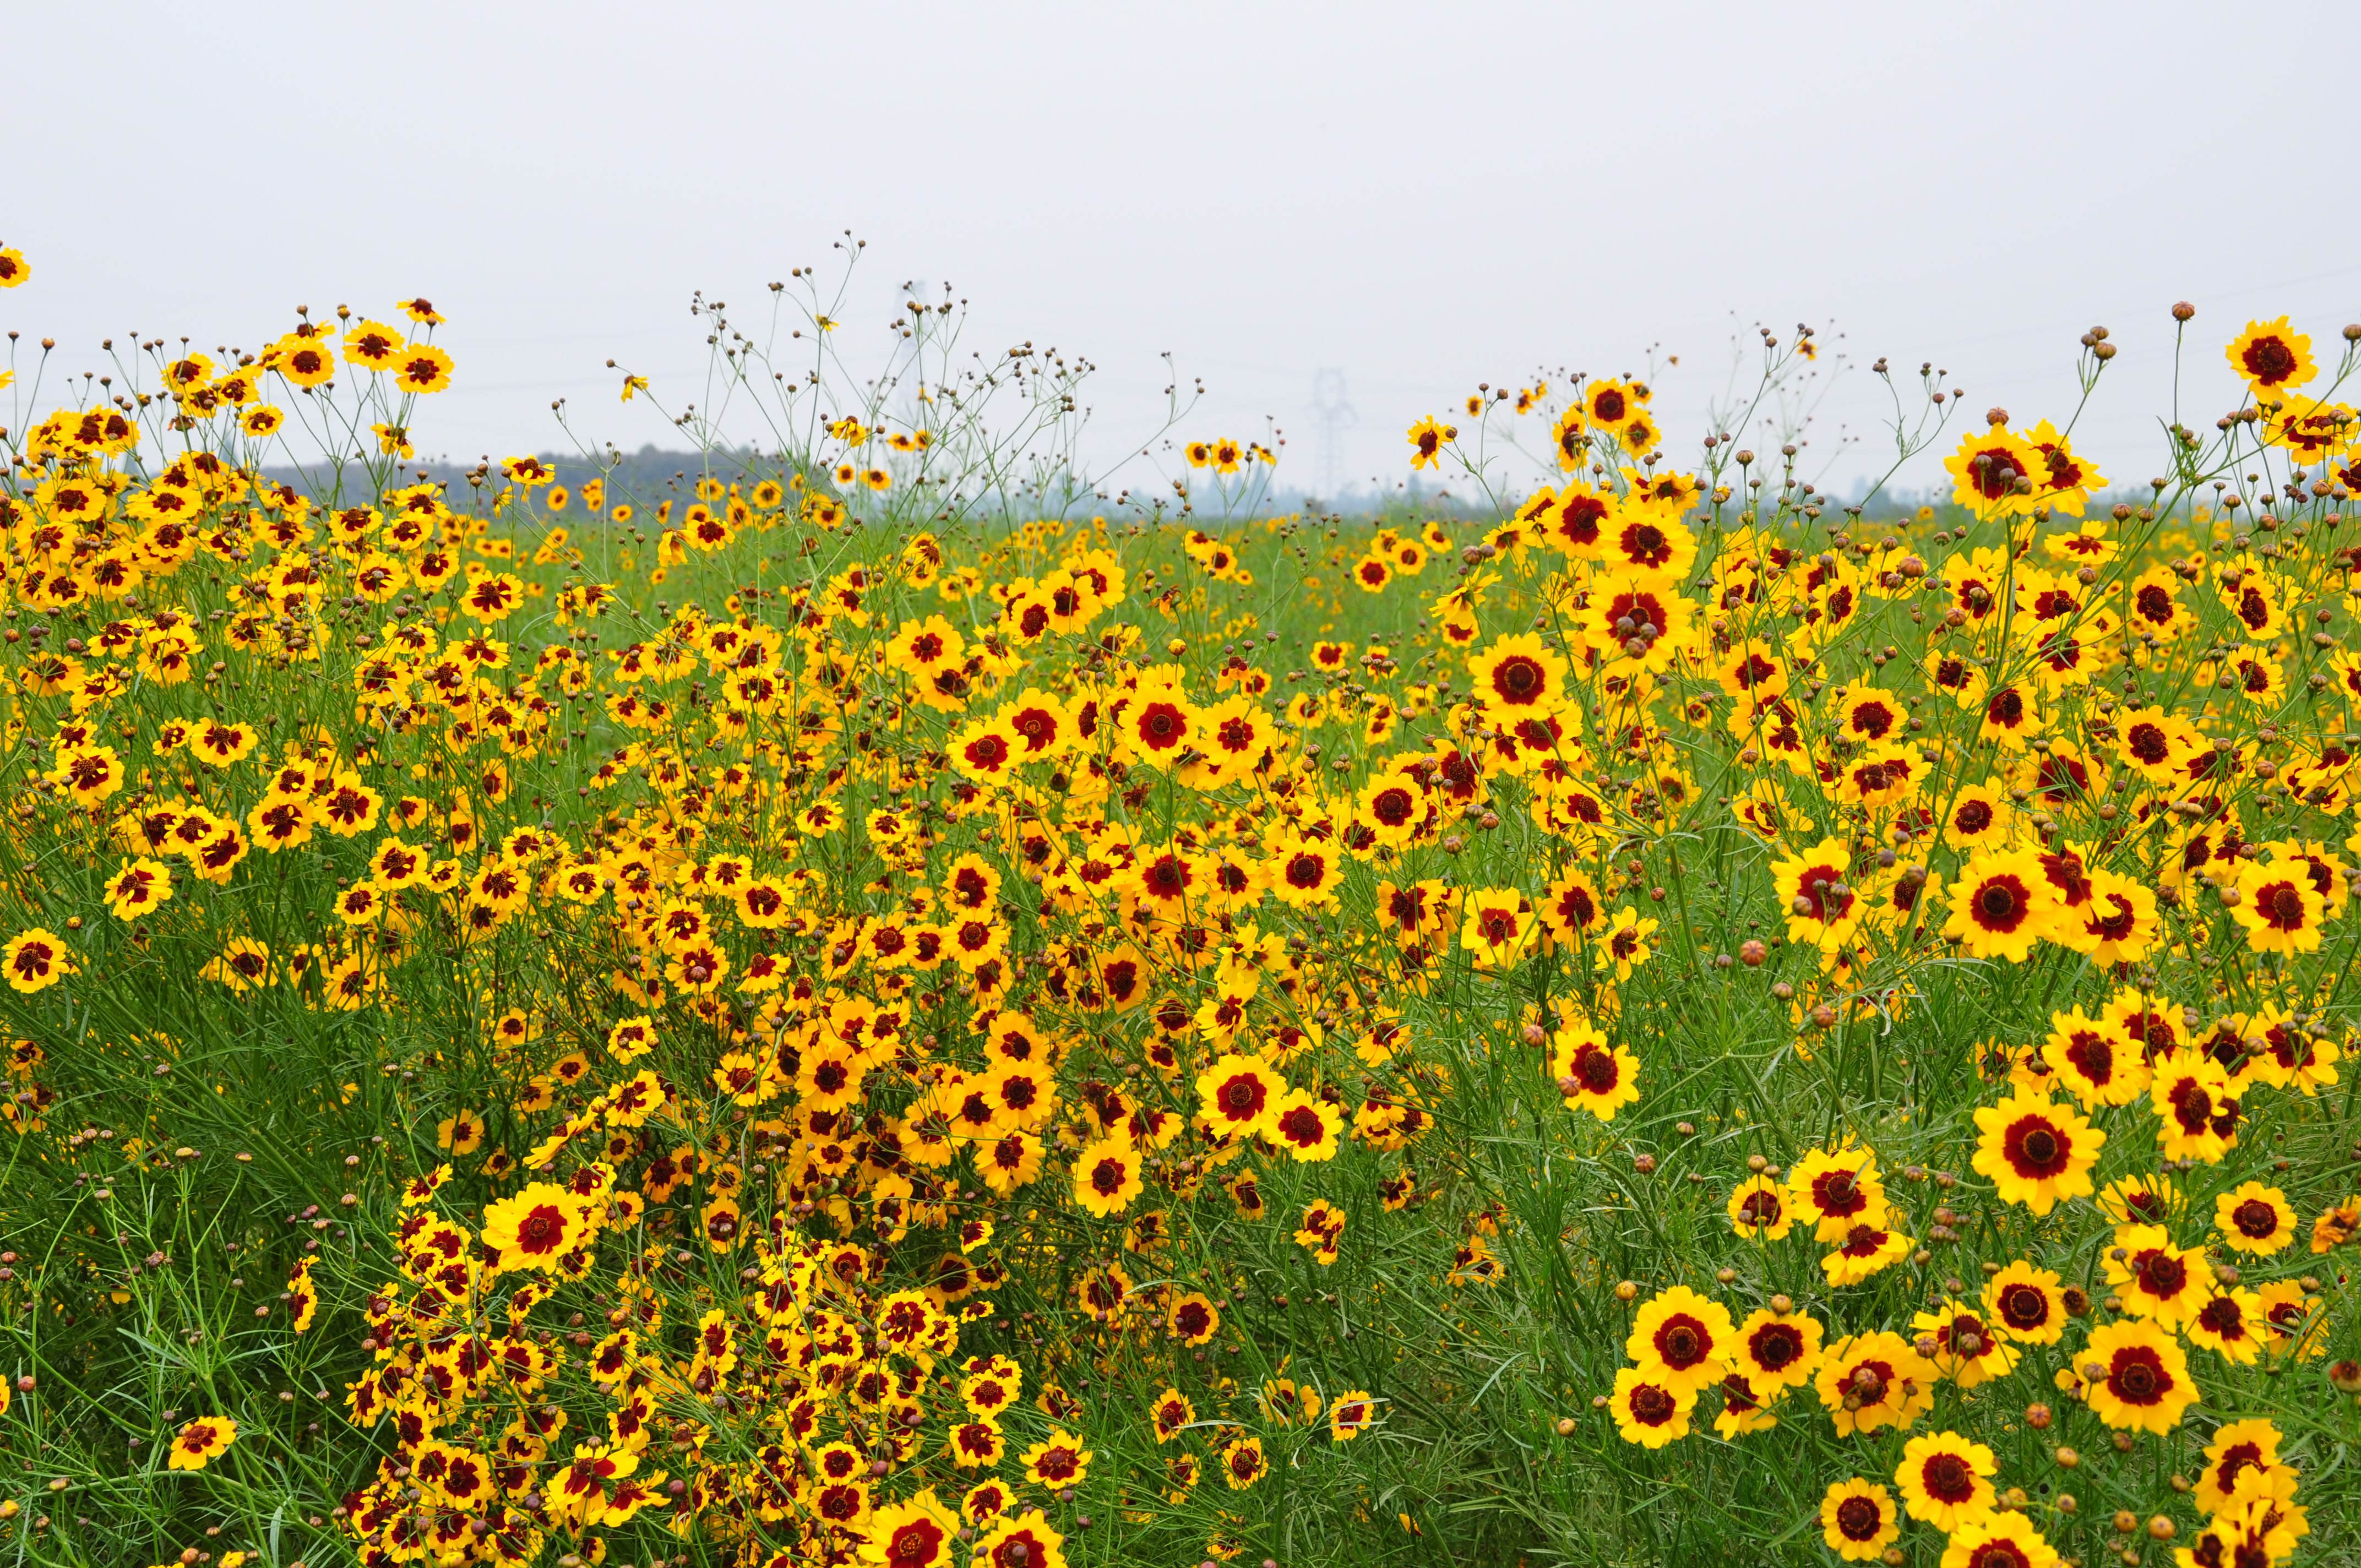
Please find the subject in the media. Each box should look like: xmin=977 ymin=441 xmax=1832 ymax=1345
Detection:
xmin=1405 ymin=416 xmax=1454 ymax=469
xmin=167 ymin=1415 xmax=237 ymax=1471
xmin=2185 ymin=1286 xmax=2265 ymax=1365
xmin=1976 ymin=683 xmax=2039 ymax=748
xmin=1943 ymin=424 xmax=2043 ymax=513
xmin=1943 ymin=846 xmax=2058 ymax=962
xmin=2195 ymin=1419 xmax=2283 ymax=1515
xmin=2226 ymin=316 xmax=2315 ymax=394
xmin=1585 ymin=569 xmax=1689 ymax=671
xmin=1269 ymin=1090 xmax=1342 ymax=1162
xmin=1467 ymin=632 xmax=1567 ymax=711
xmin=1549 ymin=1023 xmax=1640 ymax=1120
xmin=1220 ymin=1435 xmax=1266 ymax=1489
xmin=480 ymin=1182 xmax=594 ymax=1276
xmin=1971 ymin=1088 xmax=2102 ymax=1216
xmin=1069 ymin=1134 xmax=1141 ymax=1218
xmin=1813 ymin=1332 xmax=1935 ymax=1436
xmin=1817 ymin=1479 xmax=1899 ymax=1562
xmin=3 ymin=928 xmax=74 ymax=993
xmin=2230 ymin=859 xmax=2325 ymax=954
xmin=2056 ymin=869 xmax=2157 ymax=965
xmin=2103 ymin=1222 xmax=2213 ymax=1328
xmin=1913 ymin=1299 xmax=2019 ymax=1387
xmin=1130 ymin=846 xmax=1199 ymax=908
xmin=1118 ymin=682 xmax=1195 ymax=764
xmin=1458 ymin=886 xmax=1535 ymax=969
xmin=1536 ymin=869 xmax=1602 ymax=941
xmin=1626 ymin=1286 xmax=1735 ymax=1396
xmin=1732 ymin=1308 xmax=1822 ymax=1396
xmin=2150 ymin=1055 xmax=2240 ymax=1163
xmin=1895 ymin=1429 xmax=1995 ymax=1530
xmin=1608 ymin=1366 xmax=1694 ymax=1448
xmin=1607 ymin=514 xmax=1696 ymax=579
xmin=1771 ymin=837 xmax=1869 ymax=950
xmin=1981 ymin=1261 xmax=2066 ymax=1348
xmin=1266 ymin=833 xmax=1342 ymax=911
xmin=1355 ymin=771 xmax=1427 ymax=847
xmin=1726 ymin=1176 xmax=1793 ymax=1241
xmin=2042 ymin=1005 xmax=2150 ymax=1108
xmin=1822 ymin=1221 xmax=1911 ymax=1286
xmin=1716 ymin=636 xmax=1787 ymax=698
xmin=2214 ymin=1182 xmax=2297 ymax=1257
xmin=1938 ymin=1511 xmax=2061 ymax=1568
xmin=2080 ymin=1318 xmax=2199 ymax=1433
xmin=1786 ymin=1142 xmax=1889 ymax=1242
xmin=1019 ymin=1430 xmax=1091 ymax=1489
xmin=973 ymin=1511 xmax=1064 ymax=1568
xmin=1195 ymin=1053 xmax=1283 ymax=1139
xmin=1543 ymin=482 xmax=1613 ymax=553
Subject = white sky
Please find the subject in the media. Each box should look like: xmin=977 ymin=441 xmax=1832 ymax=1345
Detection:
xmin=12 ymin=0 xmax=2361 ymax=508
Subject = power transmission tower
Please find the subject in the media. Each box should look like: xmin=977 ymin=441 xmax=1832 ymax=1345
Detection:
xmin=1307 ymin=369 xmax=1357 ymax=503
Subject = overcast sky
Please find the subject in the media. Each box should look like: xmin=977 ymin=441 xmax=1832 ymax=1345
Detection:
xmin=11 ymin=1 xmax=2361 ymax=508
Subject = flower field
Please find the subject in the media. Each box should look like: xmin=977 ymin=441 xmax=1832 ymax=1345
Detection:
xmin=2 ymin=248 xmax=2359 ymax=1568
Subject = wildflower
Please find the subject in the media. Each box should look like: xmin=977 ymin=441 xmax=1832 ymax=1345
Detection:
xmin=1818 ymin=1479 xmax=1900 ymax=1562
xmin=1607 ymin=1366 xmax=1694 ymax=1449
xmin=859 ymin=1489 xmax=958 ymax=1567
xmin=1405 ymin=417 xmax=1454 ymax=470
xmin=1329 ymin=1390 xmax=1376 ymax=1441
xmin=1814 ymin=1332 xmax=1936 ymax=1436
xmin=1936 ymin=1511 xmax=2059 ymax=1568
xmin=1019 ymin=1430 xmax=1090 ymax=1489
xmin=1895 ymin=1429 xmax=1996 ymax=1531
xmin=1550 ymin=1024 xmax=1640 ymax=1120
xmin=1069 ymin=1134 xmax=1141 ymax=1217
xmin=1220 ymin=1435 xmax=1266 ymax=1488
xmin=168 ymin=1415 xmax=237 ymax=1471
xmin=973 ymin=1511 xmax=1065 ymax=1568
xmin=479 ymin=1183 xmax=594 ymax=1275
xmin=1788 ymin=1141 xmax=1888 ymax=1242
xmin=2215 ymin=1182 xmax=2297 ymax=1256
xmin=2077 ymin=1319 xmax=2199 ymax=1433
xmin=2225 ymin=316 xmax=2315 ymax=394
xmin=1971 ymin=1088 xmax=2102 ymax=1215
xmin=1943 ymin=846 xmax=2057 ymax=961
xmin=3 ymin=929 xmax=73 ymax=993
xmin=1625 ymin=1286 xmax=1734 ymax=1397
xmin=1725 ymin=1175 xmax=1793 ymax=1240
xmin=1195 ymin=1053 xmax=1283 ymax=1139
xmin=1822 ymin=1221 xmax=1911 ymax=1286
xmin=2231 ymin=858 xmax=2326 ymax=954
xmin=1732 ymin=1308 xmax=1821 ymax=1396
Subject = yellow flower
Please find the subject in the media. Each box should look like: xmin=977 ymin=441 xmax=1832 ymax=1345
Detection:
xmin=1625 ymin=1286 xmax=1735 ymax=1397
xmin=1069 ymin=1133 xmax=1142 ymax=1218
xmin=857 ymin=1488 xmax=957 ymax=1568
xmin=479 ymin=1182 xmax=595 ymax=1275
xmin=1936 ymin=1511 xmax=2059 ymax=1568
xmin=1942 ymin=846 xmax=2059 ymax=962
xmin=2215 ymin=1182 xmax=2297 ymax=1257
xmin=2225 ymin=315 xmax=2315 ymax=395
xmin=1607 ymin=1366 xmax=1694 ymax=1448
xmin=1814 ymin=1332 xmax=1936 ymax=1436
xmin=2077 ymin=1319 xmax=2199 ymax=1433
xmin=167 ymin=1415 xmax=237 ymax=1471
xmin=1550 ymin=1023 xmax=1640 ymax=1120
xmin=1405 ymin=416 xmax=1455 ymax=470
xmin=1817 ymin=1478 xmax=1898 ymax=1561
xmin=1970 ymin=1088 xmax=2102 ymax=1215
xmin=2 ymin=929 xmax=74 ymax=994
xmin=1894 ymin=1429 xmax=1996 ymax=1531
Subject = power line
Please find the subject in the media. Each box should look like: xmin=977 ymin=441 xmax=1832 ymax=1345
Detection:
xmin=1307 ymin=368 xmax=1357 ymax=502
